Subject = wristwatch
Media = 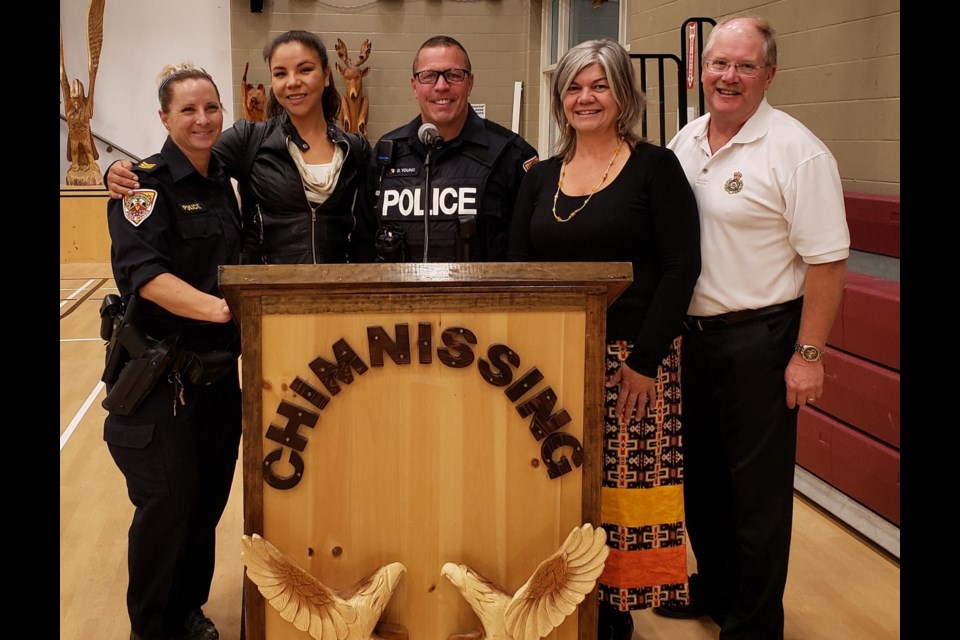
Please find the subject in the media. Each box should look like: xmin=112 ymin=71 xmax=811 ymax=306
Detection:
xmin=794 ymin=342 xmax=824 ymax=363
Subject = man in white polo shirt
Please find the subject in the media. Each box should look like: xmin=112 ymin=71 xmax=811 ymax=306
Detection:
xmin=663 ymin=15 xmax=850 ymax=639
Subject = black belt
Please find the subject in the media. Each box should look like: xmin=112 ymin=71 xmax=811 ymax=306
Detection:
xmin=683 ymin=298 xmax=803 ymax=332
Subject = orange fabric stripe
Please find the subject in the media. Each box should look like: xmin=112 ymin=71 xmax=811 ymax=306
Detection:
xmin=599 ymin=545 xmax=688 ymax=588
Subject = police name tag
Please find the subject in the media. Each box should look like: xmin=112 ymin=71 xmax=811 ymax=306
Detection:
xmin=387 ymin=166 xmax=420 ymax=177
xmin=179 ymin=202 xmax=207 ymax=213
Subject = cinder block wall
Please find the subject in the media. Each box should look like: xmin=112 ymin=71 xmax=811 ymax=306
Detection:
xmin=230 ymin=0 xmax=543 ymax=146
xmin=627 ymin=1 xmax=900 ymax=196
xmin=230 ymin=0 xmax=899 ymax=196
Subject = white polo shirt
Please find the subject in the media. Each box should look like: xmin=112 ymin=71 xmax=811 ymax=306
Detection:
xmin=668 ymin=99 xmax=850 ymax=317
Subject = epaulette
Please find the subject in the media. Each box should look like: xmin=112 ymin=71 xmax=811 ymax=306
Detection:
xmin=133 ymin=154 xmax=166 ymax=176
xmin=480 ymin=119 xmax=539 ymax=171
xmin=481 ymin=117 xmax=517 ymax=142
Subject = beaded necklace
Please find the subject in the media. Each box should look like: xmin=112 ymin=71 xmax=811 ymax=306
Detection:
xmin=552 ymin=137 xmax=623 ymax=223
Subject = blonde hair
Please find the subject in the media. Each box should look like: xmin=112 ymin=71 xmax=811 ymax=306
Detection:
xmin=156 ymin=63 xmax=219 ymax=112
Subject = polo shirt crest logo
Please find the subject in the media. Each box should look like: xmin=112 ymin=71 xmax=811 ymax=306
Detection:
xmin=724 ymin=171 xmax=744 ymax=194
xmin=123 ymin=189 xmax=158 ymax=227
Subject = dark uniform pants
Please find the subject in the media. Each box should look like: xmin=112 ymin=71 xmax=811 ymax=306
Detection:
xmin=682 ymin=308 xmax=800 ymax=640
xmin=105 ymin=366 xmax=241 ymax=640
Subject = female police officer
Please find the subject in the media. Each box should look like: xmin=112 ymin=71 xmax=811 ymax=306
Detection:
xmin=104 ymin=64 xmax=241 ymax=640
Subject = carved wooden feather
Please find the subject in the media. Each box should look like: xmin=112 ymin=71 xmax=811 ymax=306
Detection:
xmin=442 ymin=524 xmax=609 ymax=640
xmin=86 ymin=0 xmax=105 ymax=102
xmin=241 ymin=534 xmax=406 ymax=640
xmin=505 ymin=524 xmax=608 ymax=639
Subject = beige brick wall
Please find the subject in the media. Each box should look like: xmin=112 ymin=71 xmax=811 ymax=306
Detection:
xmin=230 ymin=0 xmax=898 ymax=195
xmin=230 ymin=0 xmax=542 ymax=144
xmin=627 ymin=0 xmax=900 ymax=195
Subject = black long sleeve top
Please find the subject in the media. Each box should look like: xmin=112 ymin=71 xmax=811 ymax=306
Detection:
xmin=508 ymin=143 xmax=701 ymax=376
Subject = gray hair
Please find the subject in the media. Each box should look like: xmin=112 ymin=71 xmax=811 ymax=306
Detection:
xmin=703 ymin=15 xmax=778 ymax=67
xmin=551 ymin=38 xmax=645 ymax=160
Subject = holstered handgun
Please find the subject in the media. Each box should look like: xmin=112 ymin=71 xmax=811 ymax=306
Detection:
xmin=102 ymin=335 xmax=178 ymax=416
xmin=99 ymin=294 xmax=122 ymax=341
xmin=101 ymin=296 xmax=145 ymax=385
xmin=101 ymin=296 xmax=179 ymax=416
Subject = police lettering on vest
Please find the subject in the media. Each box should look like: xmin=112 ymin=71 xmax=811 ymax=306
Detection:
xmin=370 ymin=109 xmax=539 ymax=263
xmin=377 ymin=163 xmax=485 ymax=261
xmin=381 ymin=183 xmax=480 ymax=218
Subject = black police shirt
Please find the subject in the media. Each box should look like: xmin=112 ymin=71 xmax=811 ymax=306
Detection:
xmin=107 ymin=138 xmax=241 ymax=349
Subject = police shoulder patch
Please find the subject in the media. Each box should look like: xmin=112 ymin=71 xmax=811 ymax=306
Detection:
xmin=522 ymin=155 xmax=540 ymax=172
xmin=123 ymin=189 xmax=159 ymax=227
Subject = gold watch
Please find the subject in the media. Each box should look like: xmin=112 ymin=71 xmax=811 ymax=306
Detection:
xmin=794 ymin=342 xmax=823 ymax=363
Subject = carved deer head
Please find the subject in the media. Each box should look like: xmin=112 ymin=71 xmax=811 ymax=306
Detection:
xmin=335 ymin=38 xmax=372 ymax=136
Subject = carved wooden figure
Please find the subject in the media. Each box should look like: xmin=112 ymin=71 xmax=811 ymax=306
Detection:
xmin=441 ymin=524 xmax=609 ymax=640
xmin=335 ymin=38 xmax=372 ymax=137
xmin=242 ymin=62 xmax=267 ymax=122
xmin=241 ymin=534 xmax=407 ymax=639
xmin=59 ymin=0 xmax=105 ymax=186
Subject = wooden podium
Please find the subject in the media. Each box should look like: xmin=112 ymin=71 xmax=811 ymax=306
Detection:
xmin=220 ymin=263 xmax=631 ymax=640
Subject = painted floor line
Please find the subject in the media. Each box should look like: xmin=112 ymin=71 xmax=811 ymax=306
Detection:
xmin=60 ymin=279 xmax=95 ymax=308
xmin=60 ymin=381 xmax=105 ymax=452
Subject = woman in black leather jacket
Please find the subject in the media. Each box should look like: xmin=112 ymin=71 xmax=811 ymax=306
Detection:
xmin=108 ymin=31 xmax=374 ymax=264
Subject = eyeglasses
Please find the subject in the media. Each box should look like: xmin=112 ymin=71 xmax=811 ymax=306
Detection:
xmin=703 ymin=59 xmax=768 ymax=77
xmin=413 ymin=68 xmax=472 ymax=84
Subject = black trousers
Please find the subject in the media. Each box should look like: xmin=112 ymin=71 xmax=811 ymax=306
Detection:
xmin=105 ymin=365 xmax=242 ymax=640
xmin=682 ymin=308 xmax=800 ymax=640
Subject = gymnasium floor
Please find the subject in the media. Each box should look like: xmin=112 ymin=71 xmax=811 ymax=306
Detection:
xmin=60 ymin=262 xmax=900 ymax=640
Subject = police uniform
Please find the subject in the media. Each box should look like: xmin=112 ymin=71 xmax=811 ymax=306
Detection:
xmin=369 ymin=107 xmax=538 ymax=262
xmin=105 ymin=138 xmax=242 ymax=640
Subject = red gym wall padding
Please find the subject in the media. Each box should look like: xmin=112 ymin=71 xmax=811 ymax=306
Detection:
xmin=844 ymin=192 xmax=900 ymax=258
xmin=798 ymin=408 xmax=900 ymax=525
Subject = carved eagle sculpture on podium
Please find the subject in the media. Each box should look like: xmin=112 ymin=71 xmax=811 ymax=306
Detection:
xmin=441 ymin=524 xmax=609 ymax=640
xmin=241 ymin=534 xmax=406 ymax=639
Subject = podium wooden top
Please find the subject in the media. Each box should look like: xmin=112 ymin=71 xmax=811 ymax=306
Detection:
xmin=219 ymin=262 xmax=632 ymax=307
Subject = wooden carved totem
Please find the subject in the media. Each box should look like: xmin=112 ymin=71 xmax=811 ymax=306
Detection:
xmin=59 ymin=0 xmax=106 ymax=186
xmin=241 ymin=62 xmax=267 ymax=122
xmin=335 ymin=39 xmax=372 ymax=137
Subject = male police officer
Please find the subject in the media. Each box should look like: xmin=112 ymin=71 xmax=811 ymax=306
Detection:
xmin=369 ymin=36 xmax=538 ymax=262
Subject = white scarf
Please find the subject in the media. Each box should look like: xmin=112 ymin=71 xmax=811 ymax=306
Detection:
xmin=287 ymin=139 xmax=346 ymax=206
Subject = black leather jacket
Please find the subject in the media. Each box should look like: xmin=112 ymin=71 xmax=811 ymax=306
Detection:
xmin=216 ymin=113 xmax=372 ymax=264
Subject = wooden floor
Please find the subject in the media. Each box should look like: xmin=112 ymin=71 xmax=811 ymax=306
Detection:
xmin=60 ymin=262 xmax=900 ymax=640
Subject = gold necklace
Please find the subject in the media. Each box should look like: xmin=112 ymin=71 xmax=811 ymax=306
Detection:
xmin=552 ymin=137 xmax=623 ymax=223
